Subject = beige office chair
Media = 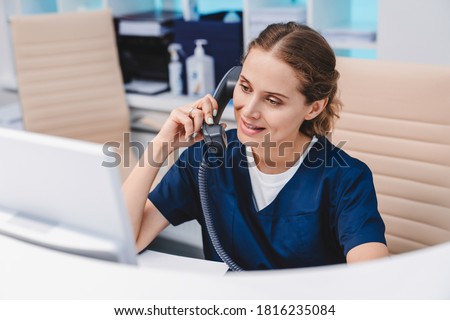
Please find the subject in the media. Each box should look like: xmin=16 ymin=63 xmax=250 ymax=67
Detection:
xmin=10 ymin=9 xmax=135 ymax=180
xmin=334 ymin=57 xmax=450 ymax=254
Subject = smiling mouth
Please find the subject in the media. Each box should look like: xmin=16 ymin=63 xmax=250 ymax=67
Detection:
xmin=242 ymin=119 xmax=265 ymax=131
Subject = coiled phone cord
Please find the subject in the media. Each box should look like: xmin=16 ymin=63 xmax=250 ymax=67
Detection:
xmin=198 ymin=159 xmax=244 ymax=272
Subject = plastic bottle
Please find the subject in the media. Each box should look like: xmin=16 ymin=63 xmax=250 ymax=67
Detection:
xmin=167 ymin=43 xmax=183 ymax=95
xmin=186 ymin=39 xmax=215 ymax=97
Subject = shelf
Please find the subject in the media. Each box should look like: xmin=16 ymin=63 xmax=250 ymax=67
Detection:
xmin=244 ymin=0 xmax=379 ymax=55
xmin=320 ymin=23 xmax=377 ymax=50
xmin=327 ymin=40 xmax=377 ymax=50
xmin=248 ymin=5 xmax=307 ymax=41
xmin=127 ymin=92 xmax=237 ymax=123
xmin=57 ymin=0 xmax=106 ymax=13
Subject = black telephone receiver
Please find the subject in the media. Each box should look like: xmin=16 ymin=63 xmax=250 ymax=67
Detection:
xmin=202 ymin=66 xmax=242 ymax=155
xmin=199 ymin=66 xmax=244 ymax=272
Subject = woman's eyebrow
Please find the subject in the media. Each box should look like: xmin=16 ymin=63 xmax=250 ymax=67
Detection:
xmin=265 ymin=91 xmax=289 ymax=99
xmin=240 ymin=74 xmax=289 ymax=99
xmin=240 ymin=75 xmax=250 ymax=83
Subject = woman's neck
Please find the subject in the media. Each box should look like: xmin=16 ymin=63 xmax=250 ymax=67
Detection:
xmin=251 ymin=133 xmax=312 ymax=174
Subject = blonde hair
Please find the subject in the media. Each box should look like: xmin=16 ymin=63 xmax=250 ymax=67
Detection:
xmin=244 ymin=22 xmax=342 ymax=137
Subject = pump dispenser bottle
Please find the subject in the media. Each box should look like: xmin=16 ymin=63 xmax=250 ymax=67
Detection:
xmin=186 ymin=39 xmax=215 ymax=96
xmin=167 ymin=43 xmax=183 ymax=95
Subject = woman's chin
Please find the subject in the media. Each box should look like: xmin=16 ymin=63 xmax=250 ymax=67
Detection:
xmin=237 ymin=129 xmax=266 ymax=147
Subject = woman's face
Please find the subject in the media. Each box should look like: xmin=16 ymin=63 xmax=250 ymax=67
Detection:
xmin=233 ymin=48 xmax=315 ymax=148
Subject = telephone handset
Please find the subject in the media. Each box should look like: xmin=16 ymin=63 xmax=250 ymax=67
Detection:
xmin=199 ymin=66 xmax=244 ymax=272
xmin=202 ymin=66 xmax=242 ymax=155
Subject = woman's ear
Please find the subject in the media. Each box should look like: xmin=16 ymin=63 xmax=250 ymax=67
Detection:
xmin=305 ymin=98 xmax=328 ymax=120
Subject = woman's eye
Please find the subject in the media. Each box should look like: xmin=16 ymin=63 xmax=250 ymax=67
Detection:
xmin=267 ymin=98 xmax=280 ymax=106
xmin=240 ymin=84 xmax=250 ymax=92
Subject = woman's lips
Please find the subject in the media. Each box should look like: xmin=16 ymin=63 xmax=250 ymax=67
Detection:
xmin=240 ymin=118 xmax=265 ymax=135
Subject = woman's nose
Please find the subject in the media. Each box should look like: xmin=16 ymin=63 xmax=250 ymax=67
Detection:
xmin=242 ymin=96 xmax=261 ymax=119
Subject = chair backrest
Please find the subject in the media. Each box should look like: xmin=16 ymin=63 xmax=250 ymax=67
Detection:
xmin=334 ymin=57 xmax=450 ymax=254
xmin=10 ymin=9 xmax=130 ymax=145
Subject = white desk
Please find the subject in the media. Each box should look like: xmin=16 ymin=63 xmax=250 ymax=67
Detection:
xmin=1 ymin=233 xmax=449 ymax=299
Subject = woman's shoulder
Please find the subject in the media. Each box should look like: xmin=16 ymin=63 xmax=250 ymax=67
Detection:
xmin=307 ymin=136 xmax=377 ymax=203
xmin=310 ymin=135 xmax=373 ymax=177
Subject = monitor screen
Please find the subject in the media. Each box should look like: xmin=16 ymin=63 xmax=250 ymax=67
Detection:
xmin=0 ymin=127 xmax=137 ymax=265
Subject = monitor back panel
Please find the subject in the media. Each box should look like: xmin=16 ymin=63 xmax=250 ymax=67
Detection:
xmin=0 ymin=128 xmax=137 ymax=264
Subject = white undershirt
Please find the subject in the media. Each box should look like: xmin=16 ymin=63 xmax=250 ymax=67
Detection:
xmin=246 ymin=136 xmax=318 ymax=211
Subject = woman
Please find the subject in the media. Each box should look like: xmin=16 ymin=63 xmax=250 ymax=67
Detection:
xmin=123 ymin=22 xmax=389 ymax=270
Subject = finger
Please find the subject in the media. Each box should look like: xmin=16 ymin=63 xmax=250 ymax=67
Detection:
xmin=183 ymin=97 xmax=202 ymax=117
xmin=172 ymin=109 xmax=195 ymax=141
xmin=190 ymin=108 xmax=204 ymax=136
xmin=192 ymin=130 xmax=204 ymax=143
xmin=205 ymin=94 xmax=219 ymax=119
xmin=199 ymin=95 xmax=214 ymax=125
xmin=183 ymin=116 xmax=195 ymax=141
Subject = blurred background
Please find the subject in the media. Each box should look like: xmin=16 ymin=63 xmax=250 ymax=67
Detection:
xmin=1 ymin=0 xmax=449 ymax=259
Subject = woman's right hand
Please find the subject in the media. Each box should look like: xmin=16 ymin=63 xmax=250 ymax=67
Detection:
xmin=153 ymin=94 xmax=220 ymax=153
xmin=123 ymin=94 xmax=218 ymax=246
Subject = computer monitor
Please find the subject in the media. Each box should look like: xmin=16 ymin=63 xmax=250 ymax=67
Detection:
xmin=0 ymin=127 xmax=137 ymax=265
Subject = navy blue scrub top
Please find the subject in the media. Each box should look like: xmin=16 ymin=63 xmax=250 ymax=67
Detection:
xmin=149 ymin=129 xmax=386 ymax=270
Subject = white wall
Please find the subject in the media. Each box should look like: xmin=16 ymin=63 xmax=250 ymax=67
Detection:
xmin=378 ymin=0 xmax=450 ymax=65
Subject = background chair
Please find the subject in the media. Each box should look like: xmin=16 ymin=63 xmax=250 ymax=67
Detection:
xmin=10 ymin=9 xmax=135 ymax=180
xmin=334 ymin=57 xmax=450 ymax=254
